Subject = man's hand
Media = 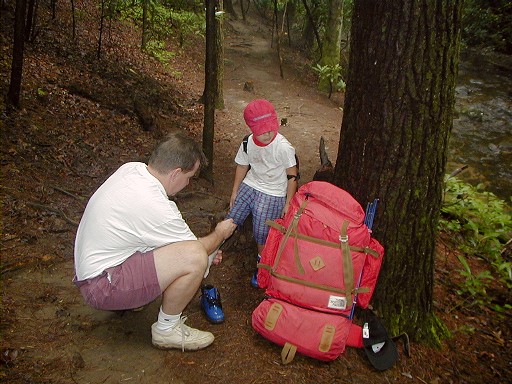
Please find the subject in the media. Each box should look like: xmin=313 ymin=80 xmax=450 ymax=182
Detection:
xmin=199 ymin=219 xmax=237 ymax=260
xmin=216 ymin=218 xmax=237 ymax=241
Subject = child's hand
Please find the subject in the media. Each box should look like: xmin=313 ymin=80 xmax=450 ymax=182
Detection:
xmin=204 ymin=249 xmax=223 ymax=278
xmin=281 ymin=203 xmax=289 ymax=217
xmin=230 ymin=192 xmax=237 ymax=208
xmin=212 ymin=249 xmax=223 ymax=265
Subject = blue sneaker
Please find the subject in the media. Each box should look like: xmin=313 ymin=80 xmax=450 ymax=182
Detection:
xmin=250 ymin=269 xmax=259 ymax=288
xmin=200 ymin=285 xmax=224 ymax=324
xmin=251 ymin=255 xmax=261 ymax=288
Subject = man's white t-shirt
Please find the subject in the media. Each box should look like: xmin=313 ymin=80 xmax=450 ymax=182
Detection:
xmin=74 ymin=162 xmax=196 ymax=280
xmin=234 ymin=133 xmax=296 ymax=197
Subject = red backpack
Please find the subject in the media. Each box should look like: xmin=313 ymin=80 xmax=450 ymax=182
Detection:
xmin=252 ymin=181 xmax=384 ymax=363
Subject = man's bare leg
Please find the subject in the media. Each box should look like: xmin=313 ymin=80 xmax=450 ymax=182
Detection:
xmin=151 ymin=240 xmax=213 ymax=350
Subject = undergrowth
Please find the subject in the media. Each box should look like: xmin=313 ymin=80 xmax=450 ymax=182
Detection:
xmin=115 ymin=1 xmax=205 ymax=61
xmin=440 ymin=175 xmax=512 ymax=312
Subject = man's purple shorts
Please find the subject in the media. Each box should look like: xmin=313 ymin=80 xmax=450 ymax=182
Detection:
xmin=74 ymin=250 xmax=162 ymax=311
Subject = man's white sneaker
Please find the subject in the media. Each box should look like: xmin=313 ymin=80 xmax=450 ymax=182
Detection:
xmin=151 ymin=317 xmax=214 ymax=351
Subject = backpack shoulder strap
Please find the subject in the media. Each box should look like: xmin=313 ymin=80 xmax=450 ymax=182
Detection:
xmin=243 ymin=134 xmax=250 ymax=153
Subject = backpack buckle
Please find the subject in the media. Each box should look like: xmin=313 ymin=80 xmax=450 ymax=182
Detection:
xmin=339 ymin=235 xmax=348 ymax=243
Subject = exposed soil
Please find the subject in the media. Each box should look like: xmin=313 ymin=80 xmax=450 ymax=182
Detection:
xmin=1 ymin=3 xmax=511 ymax=384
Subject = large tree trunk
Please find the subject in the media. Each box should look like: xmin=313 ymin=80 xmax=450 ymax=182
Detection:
xmin=333 ymin=0 xmax=462 ymax=344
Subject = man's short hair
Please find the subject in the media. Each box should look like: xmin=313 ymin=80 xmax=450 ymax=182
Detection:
xmin=148 ymin=132 xmax=207 ymax=174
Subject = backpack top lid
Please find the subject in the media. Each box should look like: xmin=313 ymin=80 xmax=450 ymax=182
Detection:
xmin=295 ymin=181 xmax=366 ymax=230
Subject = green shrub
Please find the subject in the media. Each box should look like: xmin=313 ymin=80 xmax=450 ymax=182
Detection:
xmin=116 ymin=1 xmax=205 ymax=48
xmin=462 ymin=0 xmax=512 ymax=53
xmin=312 ymin=64 xmax=346 ymax=98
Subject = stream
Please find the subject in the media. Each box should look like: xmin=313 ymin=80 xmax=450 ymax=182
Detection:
xmin=449 ymin=50 xmax=512 ymax=202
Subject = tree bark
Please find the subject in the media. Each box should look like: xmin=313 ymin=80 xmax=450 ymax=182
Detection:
xmin=333 ymin=0 xmax=462 ymax=344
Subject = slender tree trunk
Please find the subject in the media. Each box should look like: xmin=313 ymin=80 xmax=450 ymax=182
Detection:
xmin=51 ymin=0 xmax=56 ymax=19
xmin=24 ymin=0 xmax=34 ymax=41
xmin=274 ymin=0 xmax=284 ymax=79
xmin=201 ymin=0 xmax=217 ymax=183
xmin=215 ymin=0 xmax=225 ymax=109
xmin=142 ymin=0 xmax=149 ymax=50
xmin=71 ymin=0 xmax=76 ymax=40
xmin=300 ymin=0 xmax=321 ymax=56
xmin=333 ymin=0 xmax=462 ymax=344
xmin=97 ymin=0 xmax=106 ymax=59
xmin=224 ymin=0 xmax=237 ymax=19
xmin=240 ymin=0 xmax=246 ymax=21
xmin=7 ymin=0 xmax=27 ymax=108
xmin=286 ymin=0 xmax=297 ymax=47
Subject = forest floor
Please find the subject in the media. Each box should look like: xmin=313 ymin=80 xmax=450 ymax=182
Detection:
xmin=1 ymin=3 xmax=511 ymax=384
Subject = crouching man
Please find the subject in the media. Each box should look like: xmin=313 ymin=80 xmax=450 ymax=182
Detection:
xmin=73 ymin=132 xmax=236 ymax=351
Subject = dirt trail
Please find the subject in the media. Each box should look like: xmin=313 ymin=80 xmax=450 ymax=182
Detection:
xmin=2 ymin=14 xmax=350 ymax=384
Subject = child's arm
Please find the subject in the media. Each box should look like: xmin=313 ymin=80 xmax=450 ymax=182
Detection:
xmin=230 ymin=164 xmax=250 ymax=208
xmin=283 ymin=165 xmax=299 ymax=216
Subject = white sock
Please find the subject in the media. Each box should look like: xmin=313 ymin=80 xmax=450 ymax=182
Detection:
xmin=156 ymin=307 xmax=181 ymax=332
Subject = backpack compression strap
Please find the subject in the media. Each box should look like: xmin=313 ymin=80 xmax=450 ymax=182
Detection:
xmin=271 ymin=200 xmax=308 ymax=275
xmin=265 ymin=221 xmax=380 ymax=258
xmin=340 ymin=220 xmax=354 ymax=305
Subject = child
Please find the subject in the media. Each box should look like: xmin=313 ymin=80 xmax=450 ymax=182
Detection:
xmin=227 ymin=99 xmax=299 ymax=287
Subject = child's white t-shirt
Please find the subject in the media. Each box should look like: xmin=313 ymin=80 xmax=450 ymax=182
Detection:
xmin=234 ymin=133 xmax=297 ymax=197
xmin=74 ymin=162 xmax=196 ymax=280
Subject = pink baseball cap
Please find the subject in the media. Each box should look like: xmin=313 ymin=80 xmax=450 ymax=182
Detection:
xmin=243 ymin=99 xmax=279 ymax=136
